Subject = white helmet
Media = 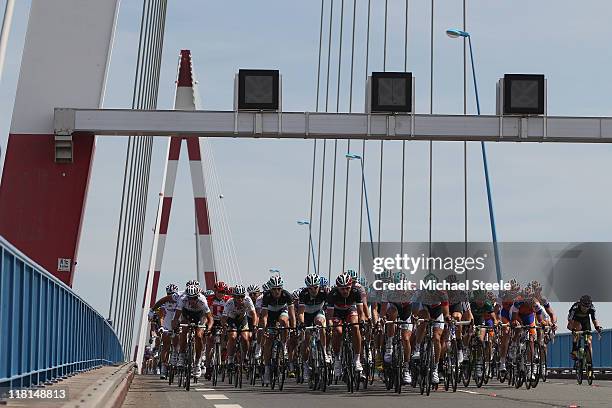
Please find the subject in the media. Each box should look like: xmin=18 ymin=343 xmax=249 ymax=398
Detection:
xmin=185 ymin=284 xmax=200 ymax=298
xmin=304 ymin=274 xmax=320 ymax=287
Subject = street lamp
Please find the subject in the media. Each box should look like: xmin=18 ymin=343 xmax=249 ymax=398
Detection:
xmin=346 ymin=154 xmax=376 ymax=262
xmin=297 ymin=220 xmax=318 ymax=275
xmin=446 ymin=28 xmax=502 ymax=283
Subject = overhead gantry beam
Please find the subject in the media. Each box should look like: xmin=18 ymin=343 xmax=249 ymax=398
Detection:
xmin=55 ymin=108 xmax=612 ymax=143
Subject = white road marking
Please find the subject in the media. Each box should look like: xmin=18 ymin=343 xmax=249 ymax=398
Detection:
xmin=214 ymin=405 xmax=243 ymax=408
xmin=196 ymin=388 xmax=215 ymax=391
xmin=203 ymin=394 xmax=229 ymax=400
xmin=458 ymin=389 xmax=481 ymax=395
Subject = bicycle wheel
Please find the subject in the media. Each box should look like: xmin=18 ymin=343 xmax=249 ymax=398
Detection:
xmin=395 ymin=340 xmax=403 ymax=394
xmin=586 ymin=347 xmax=593 ymax=385
xmin=344 ymin=343 xmax=354 ymax=393
xmin=212 ymin=343 xmax=221 ymax=386
xmin=425 ymin=339 xmax=434 ymax=396
xmin=317 ymin=342 xmax=327 ymax=392
xmin=278 ymin=343 xmax=286 ymax=391
xmin=575 ymin=357 xmax=583 ymax=385
xmin=461 ymin=349 xmax=472 ymax=388
xmin=450 ymin=340 xmax=459 ymax=392
xmin=531 ymin=344 xmax=541 ymax=389
xmin=525 ymin=343 xmax=534 ymax=390
xmin=443 ymin=353 xmax=451 ymax=391
xmin=540 ymin=346 xmax=548 ymax=383
xmin=482 ymin=342 xmax=491 ymax=385
xmin=185 ymin=341 xmax=193 ymax=391
xmin=474 ymin=342 xmax=485 ymax=388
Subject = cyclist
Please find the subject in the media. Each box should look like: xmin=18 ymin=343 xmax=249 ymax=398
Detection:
xmin=568 ymin=295 xmax=603 ymax=360
xmin=510 ymin=287 xmax=546 ymax=380
xmin=259 ymin=275 xmax=296 ymax=385
xmin=327 ymin=272 xmax=365 ymax=378
xmin=380 ymin=272 xmax=416 ymax=385
xmin=297 ymin=274 xmax=330 ymax=381
xmin=154 ymin=284 xmax=180 ymax=379
xmin=204 ymin=281 xmax=231 ymax=379
xmin=496 ymin=280 xmax=521 ymax=374
xmin=469 ymin=289 xmax=497 ymax=378
xmin=222 ymin=285 xmax=258 ymax=370
xmin=348 ymin=269 xmax=370 ymax=321
xmin=443 ymin=274 xmax=472 ymax=366
xmin=170 ymin=284 xmax=214 ymax=378
xmin=413 ymin=286 xmax=450 ymax=384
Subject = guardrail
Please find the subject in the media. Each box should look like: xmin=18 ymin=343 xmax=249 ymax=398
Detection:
xmin=0 ymin=235 xmax=124 ymax=389
xmin=547 ymin=328 xmax=612 ymax=369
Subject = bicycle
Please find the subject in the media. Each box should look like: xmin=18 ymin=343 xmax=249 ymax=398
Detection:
xmin=415 ymin=318 xmax=438 ymax=396
xmin=227 ymin=327 xmax=249 ymax=389
xmin=331 ymin=321 xmax=363 ymax=393
xmin=247 ymin=328 xmax=263 ymax=386
xmin=443 ymin=320 xmax=470 ymax=392
xmin=360 ymin=320 xmax=375 ymax=389
xmin=303 ymin=325 xmax=328 ymax=391
xmin=266 ymin=326 xmax=292 ymax=390
xmin=573 ymin=329 xmax=600 ymax=385
xmin=508 ymin=325 xmax=534 ymax=389
xmin=209 ymin=325 xmax=224 ymax=387
xmin=179 ymin=322 xmax=207 ymax=391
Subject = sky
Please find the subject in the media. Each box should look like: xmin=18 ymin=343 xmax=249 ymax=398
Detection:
xmin=1 ymin=0 xmax=612 ymax=332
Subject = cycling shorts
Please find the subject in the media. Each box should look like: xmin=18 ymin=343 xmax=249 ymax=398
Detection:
xmin=227 ymin=316 xmax=249 ymax=332
xmin=304 ymin=311 xmax=326 ymax=327
xmin=182 ymin=309 xmax=205 ymax=324
xmin=267 ymin=309 xmax=289 ymax=328
xmin=331 ymin=307 xmax=358 ymax=323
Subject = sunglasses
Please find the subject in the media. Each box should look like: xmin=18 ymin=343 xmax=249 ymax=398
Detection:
xmin=234 ymin=296 xmax=245 ymax=300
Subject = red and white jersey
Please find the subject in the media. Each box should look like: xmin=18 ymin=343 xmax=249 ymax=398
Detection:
xmin=177 ymin=293 xmax=210 ymax=313
xmin=223 ymin=297 xmax=255 ymax=319
xmin=207 ymin=294 xmax=232 ymax=320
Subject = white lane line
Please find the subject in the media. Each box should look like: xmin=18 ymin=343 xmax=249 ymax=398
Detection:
xmin=214 ymin=405 xmax=242 ymax=408
xmin=202 ymin=394 xmax=229 ymax=400
xmin=458 ymin=389 xmax=481 ymax=395
xmin=196 ymin=388 xmax=215 ymax=391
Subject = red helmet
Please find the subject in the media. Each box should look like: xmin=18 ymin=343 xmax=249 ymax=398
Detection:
xmin=213 ymin=281 xmax=228 ymax=293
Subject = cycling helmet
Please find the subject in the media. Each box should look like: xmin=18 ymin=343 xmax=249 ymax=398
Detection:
xmin=393 ymin=271 xmax=406 ymax=284
xmin=213 ymin=281 xmax=228 ymax=293
xmin=186 ymin=279 xmax=199 ymax=287
xmin=304 ymin=274 xmax=320 ymax=287
xmin=233 ymin=285 xmax=246 ymax=296
xmin=247 ymin=284 xmax=261 ymax=294
xmin=319 ymin=276 xmax=329 ymax=287
xmin=262 ymin=282 xmax=271 ymax=292
xmin=445 ymin=274 xmax=458 ymax=284
xmin=471 ymin=289 xmax=486 ymax=301
xmin=335 ymin=273 xmax=352 ymax=288
xmin=292 ymin=289 xmax=301 ymax=301
xmin=347 ymin=269 xmax=358 ymax=279
xmin=166 ymin=283 xmax=179 ymax=295
xmin=269 ymin=275 xmax=284 ymax=288
xmin=185 ymin=284 xmax=200 ymax=298
xmin=580 ymin=294 xmax=592 ymax=307
xmin=204 ymin=289 xmax=214 ymax=296
xmin=357 ymin=276 xmax=367 ymax=286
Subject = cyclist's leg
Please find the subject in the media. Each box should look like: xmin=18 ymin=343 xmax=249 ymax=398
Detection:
xmin=348 ymin=310 xmax=362 ymax=370
xmin=227 ymin=323 xmax=238 ymax=364
xmin=413 ymin=306 xmax=429 ymax=356
xmin=384 ymin=305 xmax=398 ymax=363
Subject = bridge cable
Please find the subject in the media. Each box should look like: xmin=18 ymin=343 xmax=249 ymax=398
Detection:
xmin=463 ymin=0 xmax=468 ymax=259
xmin=120 ymin=0 xmax=160 ymax=349
xmin=317 ymin=0 xmax=334 ymax=281
xmin=341 ymin=0 xmax=357 ymax=273
xmin=376 ymin=0 xmax=388 ymax=259
xmin=306 ymin=0 xmax=325 ymax=276
xmin=400 ymin=0 xmax=410 ymax=257
xmin=356 ymin=0 xmax=371 ymax=278
xmin=114 ymin=0 xmax=157 ymax=348
xmin=126 ymin=0 xmax=167 ymax=354
xmin=428 ymin=0 xmax=434 ymax=271
xmin=327 ymin=0 xmax=345 ymax=278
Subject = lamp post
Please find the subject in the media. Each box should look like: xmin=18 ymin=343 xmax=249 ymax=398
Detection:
xmin=297 ymin=220 xmax=318 ymax=275
xmin=346 ymin=154 xmax=376 ymax=262
xmin=446 ymin=28 xmax=502 ymax=283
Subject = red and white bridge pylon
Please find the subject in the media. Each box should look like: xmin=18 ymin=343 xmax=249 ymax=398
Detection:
xmin=135 ymin=50 xmax=218 ymax=365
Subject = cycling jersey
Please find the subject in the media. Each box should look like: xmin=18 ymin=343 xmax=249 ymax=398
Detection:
xmin=326 ymin=287 xmax=363 ymax=311
xmin=206 ymin=294 xmax=231 ymax=320
xmin=255 ymin=294 xmax=264 ymax=312
xmin=177 ymin=293 xmax=210 ymax=313
xmin=470 ymin=300 xmax=495 ymax=326
xmin=223 ymin=297 xmax=255 ymax=320
xmin=160 ymin=295 xmax=180 ymax=331
xmin=511 ymin=300 xmax=544 ymax=326
xmin=568 ymin=302 xmax=596 ymax=321
xmin=261 ymin=289 xmax=293 ymax=312
xmin=298 ymin=287 xmax=328 ymax=314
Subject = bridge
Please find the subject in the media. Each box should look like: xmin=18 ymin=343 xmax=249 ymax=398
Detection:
xmin=1 ymin=1 xmax=612 ymax=407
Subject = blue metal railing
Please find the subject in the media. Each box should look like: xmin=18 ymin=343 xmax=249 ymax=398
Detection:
xmin=0 ymin=235 xmax=124 ymax=389
xmin=547 ymin=329 xmax=612 ymax=369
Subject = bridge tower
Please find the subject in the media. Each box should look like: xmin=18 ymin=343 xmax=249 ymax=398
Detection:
xmin=0 ymin=0 xmax=120 ymax=286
